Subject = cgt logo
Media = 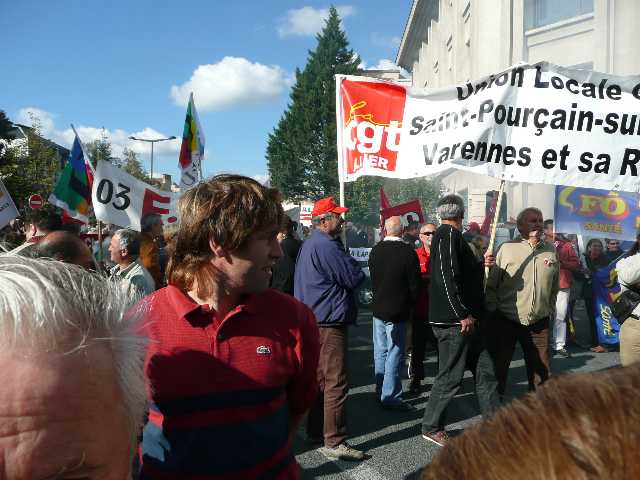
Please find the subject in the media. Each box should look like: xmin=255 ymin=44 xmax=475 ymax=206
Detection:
xmin=341 ymin=80 xmax=406 ymax=175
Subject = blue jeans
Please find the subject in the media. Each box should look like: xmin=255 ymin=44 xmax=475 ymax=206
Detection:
xmin=373 ymin=317 xmax=406 ymax=404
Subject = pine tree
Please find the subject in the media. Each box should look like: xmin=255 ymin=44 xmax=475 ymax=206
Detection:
xmin=267 ymin=6 xmax=360 ymax=200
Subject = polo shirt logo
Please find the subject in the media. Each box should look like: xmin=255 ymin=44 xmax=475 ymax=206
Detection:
xmin=256 ymin=345 xmax=272 ymax=355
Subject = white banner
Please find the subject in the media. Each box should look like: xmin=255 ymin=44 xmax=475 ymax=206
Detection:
xmin=0 ymin=179 xmax=19 ymax=230
xmin=92 ymin=161 xmax=179 ymax=231
xmin=349 ymin=247 xmax=371 ymax=263
xmin=337 ymin=62 xmax=640 ymax=193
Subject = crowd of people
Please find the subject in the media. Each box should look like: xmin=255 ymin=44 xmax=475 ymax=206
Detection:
xmin=1 ymin=176 xmax=639 ymax=479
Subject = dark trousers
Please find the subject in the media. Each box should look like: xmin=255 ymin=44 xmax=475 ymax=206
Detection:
xmin=409 ymin=312 xmax=437 ymax=381
xmin=421 ymin=324 xmax=499 ymax=434
xmin=490 ymin=313 xmax=550 ymax=395
xmin=306 ymin=325 xmax=348 ymax=448
xmin=584 ymin=288 xmax=600 ymax=346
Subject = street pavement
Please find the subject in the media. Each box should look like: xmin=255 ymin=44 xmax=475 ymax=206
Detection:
xmin=295 ymin=301 xmax=621 ymax=480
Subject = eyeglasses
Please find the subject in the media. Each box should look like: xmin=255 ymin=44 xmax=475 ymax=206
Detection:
xmin=420 ymin=231 xmax=434 ymax=236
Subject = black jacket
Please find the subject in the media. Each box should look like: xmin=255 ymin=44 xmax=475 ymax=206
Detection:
xmin=368 ymin=238 xmax=421 ymax=323
xmin=271 ymin=236 xmax=301 ymax=295
xmin=428 ymin=224 xmax=484 ymax=324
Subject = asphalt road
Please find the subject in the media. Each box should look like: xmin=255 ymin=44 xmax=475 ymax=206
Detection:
xmin=295 ymin=303 xmax=621 ymax=480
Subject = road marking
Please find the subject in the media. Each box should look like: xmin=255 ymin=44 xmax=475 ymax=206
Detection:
xmin=316 ymin=452 xmax=388 ymax=480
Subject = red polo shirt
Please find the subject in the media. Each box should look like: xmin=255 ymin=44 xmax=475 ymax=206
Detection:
xmin=137 ymin=285 xmax=320 ymax=479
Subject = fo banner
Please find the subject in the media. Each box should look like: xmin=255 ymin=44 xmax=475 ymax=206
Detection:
xmin=92 ymin=161 xmax=179 ymax=231
xmin=555 ymin=185 xmax=640 ymax=240
xmin=591 ymin=262 xmax=622 ymax=345
xmin=337 ymin=62 xmax=640 ymax=193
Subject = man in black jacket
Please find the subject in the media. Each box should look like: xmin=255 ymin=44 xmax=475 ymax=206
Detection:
xmin=369 ymin=216 xmax=421 ymax=411
xmin=421 ymin=194 xmax=498 ymax=447
xmin=270 ymin=216 xmax=301 ymax=295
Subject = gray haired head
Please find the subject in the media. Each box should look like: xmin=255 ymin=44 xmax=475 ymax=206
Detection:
xmin=516 ymin=207 xmax=543 ymax=227
xmin=0 ymin=255 xmax=146 ymax=447
xmin=114 ymin=229 xmax=140 ymax=257
xmin=437 ymin=194 xmax=465 ymax=220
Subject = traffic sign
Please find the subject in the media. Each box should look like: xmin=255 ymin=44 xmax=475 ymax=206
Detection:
xmin=28 ymin=194 xmax=44 ymax=210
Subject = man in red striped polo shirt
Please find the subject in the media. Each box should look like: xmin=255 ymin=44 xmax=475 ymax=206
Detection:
xmin=137 ymin=174 xmax=320 ymax=479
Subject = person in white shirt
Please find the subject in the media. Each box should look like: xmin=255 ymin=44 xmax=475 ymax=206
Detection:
xmin=109 ymin=228 xmax=155 ymax=297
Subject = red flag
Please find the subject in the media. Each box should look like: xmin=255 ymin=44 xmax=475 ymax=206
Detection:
xmin=380 ymin=187 xmax=391 ymax=210
xmin=381 ymin=200 xmax=424 ymax=224
xmin=379 ymin=187 xmax=391 ymax=237
xmin=380 ymin=199 xmax=425 ymax=240
xmin=480 ymin=194 xmax=498 ymax=235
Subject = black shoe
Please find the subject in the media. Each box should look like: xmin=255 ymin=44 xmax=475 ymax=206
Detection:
xmin=554 ymin=347 xmax=571 ymax=358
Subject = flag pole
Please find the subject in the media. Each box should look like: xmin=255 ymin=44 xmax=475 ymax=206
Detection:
xmin=97 ymin=219 xmax=103 ymax=264
xmin=485 ymin=179 xmax=506 ymax=281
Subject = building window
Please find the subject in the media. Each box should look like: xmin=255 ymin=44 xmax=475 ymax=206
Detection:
xmin=524 ymin=0 xmax=593 ymax=30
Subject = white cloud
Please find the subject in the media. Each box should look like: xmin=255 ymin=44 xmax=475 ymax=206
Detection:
xmin=16 ymin=107 xmax=56 ymax=136
xmin=251 ymin=173 xmax=270 ymax=186
xmin=170 ymin=56 xmax=291 ymax=111
xmin=371 ymin=32 xmax=401 ymax=48
xmin=278 ymin=5 xmax=355 ymax=37
xmin=370 ymin=59 xmax=400 ymax=71
xmin=15 ymin=107 xmax=180 ymax=161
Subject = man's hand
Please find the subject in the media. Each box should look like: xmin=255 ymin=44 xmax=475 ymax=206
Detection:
xmin=460 ymin=315 xmax=476 ymax=335
xmin=484 ymin=252 xmax=496 ymax=267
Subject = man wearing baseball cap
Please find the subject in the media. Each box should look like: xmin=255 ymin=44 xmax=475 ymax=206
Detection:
xmin=295 ymin=196 xmax=366 ymax=460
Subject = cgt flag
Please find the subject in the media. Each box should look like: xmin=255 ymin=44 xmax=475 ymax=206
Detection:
xmin=49 ymin=130 xmax=94 ymax=223
xmin=179 ymin=92 xmax=205 ymax=190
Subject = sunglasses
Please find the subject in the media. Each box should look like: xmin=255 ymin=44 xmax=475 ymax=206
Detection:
xmin=420 ymin=231 xmax=434 ymax=236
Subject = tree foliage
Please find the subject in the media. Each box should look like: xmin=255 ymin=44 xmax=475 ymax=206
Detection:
xmin=267 ymin=6 xmax=360 ymax=201
xmin=0 ymin=114 xmax=59 ymax=208
xmin=382 ymin=177 xmax=443 ymax=222
xmin=121 ymin=147 xmax=149 ymax=182
xmin=85 ymin=128 xmax=117 ymax=167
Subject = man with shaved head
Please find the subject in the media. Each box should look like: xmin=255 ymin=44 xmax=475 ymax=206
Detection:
xmin=35 ymin=230 xmax=96 ymax=270
xmin=368 ymin=216 xmax=421 ymax=410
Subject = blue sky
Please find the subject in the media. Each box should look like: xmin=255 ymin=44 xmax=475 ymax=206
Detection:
xmin=1 ymin=0 xmax=411 ymax=185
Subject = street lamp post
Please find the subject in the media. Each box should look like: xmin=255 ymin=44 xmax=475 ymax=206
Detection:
xmin=128 ymin=135 xmax=176 ymax=180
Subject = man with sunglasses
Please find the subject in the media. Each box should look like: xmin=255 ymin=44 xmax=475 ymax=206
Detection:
xmin=408 ymin=223 xmax=438 ymax=393
xmin=295 ymin=196 xmax=366 ymax=461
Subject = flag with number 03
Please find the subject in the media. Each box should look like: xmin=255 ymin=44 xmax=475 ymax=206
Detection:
xmin=91 ymin=161 xmax=180 ymax=231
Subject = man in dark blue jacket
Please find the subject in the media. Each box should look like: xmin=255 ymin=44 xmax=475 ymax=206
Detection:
xmin=294 ymin=196 xmax=365 ymax=461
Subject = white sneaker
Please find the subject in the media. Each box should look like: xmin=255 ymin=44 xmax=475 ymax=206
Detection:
xmin=320 ymin=442 xmax=365 ymax=461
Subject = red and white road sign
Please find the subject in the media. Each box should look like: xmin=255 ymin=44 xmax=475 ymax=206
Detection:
xmin=28 ymin=194 xmax=44 ymax=210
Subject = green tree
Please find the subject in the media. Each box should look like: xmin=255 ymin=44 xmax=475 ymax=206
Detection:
xmin=121 ymin=147 xmax=149 ymax=182
xmin=0 ymin=114 xmax=59 ymax=208
xmin=85 ymin=128 xmax=116 ymax=167
xmin=382 ymin=177 xmax=442 ymax=222
xmin=267 ymin=6 xmax=360 ymax=200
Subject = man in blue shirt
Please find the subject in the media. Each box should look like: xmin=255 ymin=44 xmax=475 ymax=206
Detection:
xmin=294 ymin=196 xmax=365 ymax=461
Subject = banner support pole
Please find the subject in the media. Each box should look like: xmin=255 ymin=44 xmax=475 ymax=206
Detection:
xmin=97 ymin=219 xmax=103 ymax=267
xmin=485 ymin=179 xmax=506 ymax=281
xmin=339 ymin=178 xmax=347 ymax=248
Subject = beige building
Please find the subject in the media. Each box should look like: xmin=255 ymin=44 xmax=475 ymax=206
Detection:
xmin=396 ymin=0 xmax=640 ymax=224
